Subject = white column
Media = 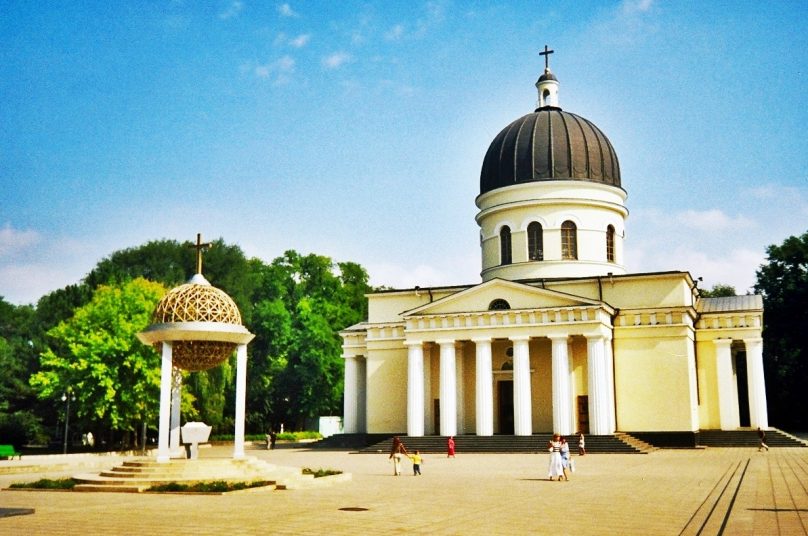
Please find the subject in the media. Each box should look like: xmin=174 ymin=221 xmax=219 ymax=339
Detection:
xmin=744 ymin=338 xmax=768 ymax=429
xmin=343 ymin=356 xmax=359 ymax=433
xmin=714 ymin=339 xmax=739 ymax=430
xmin=605 ymin=335 xmax=617 ymax=432
xmin=157 ymin=341 xmax=173 ymax=463
xmin=587 ymin=335 xmax=612 ymax=434
xmin=511 ymin=336 xmax=532 ymax=436
xmin=424 ymin=348 xmax=433 ymax=435
xmin=169 ymin=367 xmax=183 ymax=458
xmin=456 ymin=348 xmax=465 ymax=435
xmin=550 ymin=335 xmax=572 ymax=436
xmin=233 ymin=344 xmax=248 ymax=459
xmin=407 ymin=342 xmax=425 ymax=437
xmin=474 ymin=338 xmax=493 ymax=436
xmin=568 ymin=340 xmax=576 ymax=432
xmin=438 ymin=340 xmax=457 ymax=437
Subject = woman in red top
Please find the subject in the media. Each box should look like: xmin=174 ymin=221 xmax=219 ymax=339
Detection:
xmin=447 ymin=436 xmax=456 ymax=457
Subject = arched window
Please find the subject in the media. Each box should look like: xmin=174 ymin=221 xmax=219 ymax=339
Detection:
xmin=500 ymin=226 xmax=512 ymax=265
xmin=606 ymin=225 xmax=615 ymax=262
xmin=561 ymin=221 xmax=577 ymax=260
xmin=527 ymin=222 xmax=543 ymax=261
xmin=542 ymin=89 xmax=550 ymax=106
xmin=489 ymin=299 xmax=511 ymax=310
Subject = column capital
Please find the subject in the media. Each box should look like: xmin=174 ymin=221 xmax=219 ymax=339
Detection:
xmin=471 ymin=336 xmax=492 ymax=344
xmin=404 ymin=340 xmax=425 ymax=347
xmin=509 ymin=335 xmax=530 ymax=343
xmin=743 ymin=337 xmax=763 ymax=345
xmin=585 ymin=334 xmax=605 ymax=342
xmin=547 ymin=334 xmax=569 ymax=342
xmin=436 ymin=339 xmax=456 ymax=346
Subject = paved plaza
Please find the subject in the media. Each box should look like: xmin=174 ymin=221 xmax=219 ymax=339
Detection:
xmin=1 ymin=444 xmax=807 ymax=535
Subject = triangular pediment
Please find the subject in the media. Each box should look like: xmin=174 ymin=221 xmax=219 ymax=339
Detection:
xmin=402 ymin=278 xmax=603 ymax=317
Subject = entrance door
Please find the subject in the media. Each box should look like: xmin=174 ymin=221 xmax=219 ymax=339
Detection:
xmin=735 ymin=352 xmax=750 ymax=427
xmin=433 ymin=399 xmax=440 ymax=434
xmin=577 ymin=395 xmax=589 ymax=434
xmin=498 ymin=381 xmax=514 ymax=434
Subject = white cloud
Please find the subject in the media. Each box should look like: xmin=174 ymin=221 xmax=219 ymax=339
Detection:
xmin=322 ymin=52 xmax=352 ymax=70
xmin=289 ymin=33 xmax=310 ymax=48
xmin=386 ymin=24 xmax=405 ymax=41
xmin=219 ymin=1 xmax=243 ymax=20
xmin=676 ymin=209 xmax=755 ymax=231
xmin=622 ymin=0 xmax=654 ymax=14
xmin=631 ymin=244 xmax=764 ymax=294
xmin=254 ymin=55 xmax=295 ymax=79
xmin=0 ymin=224 xmax=40 ymax=256
xmin=277 ymin=3 xmax=297 ymax=17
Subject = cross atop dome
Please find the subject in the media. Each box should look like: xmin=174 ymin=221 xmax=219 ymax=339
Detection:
xmin=539 ymin=44 xmax=554 ymax=72
xmin=190 ymin=233 xmax=213 ymax=276
xmin=535 ymin=45 xmax=559 ymax=109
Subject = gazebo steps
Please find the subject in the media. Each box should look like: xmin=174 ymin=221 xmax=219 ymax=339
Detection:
xmin=72 ymin=456 xmax=342 ymax=493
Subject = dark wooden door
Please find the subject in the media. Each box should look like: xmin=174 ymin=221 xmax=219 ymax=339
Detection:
xmin=498 ymin=381 xmax=514 ymax=434
xmin=577 ymin=395 xmax=589 ymax=434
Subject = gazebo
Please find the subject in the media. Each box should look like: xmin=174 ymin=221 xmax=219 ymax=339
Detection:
xmin=137 ymin=234 xmax=254 ymax=462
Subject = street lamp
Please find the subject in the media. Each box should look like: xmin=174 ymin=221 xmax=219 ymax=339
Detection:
xmin=61 ymin=389 xmax=76 ymax=454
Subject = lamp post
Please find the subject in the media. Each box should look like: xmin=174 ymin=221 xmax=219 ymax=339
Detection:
xmin=61 ymin=389 xmax=75 ymax=454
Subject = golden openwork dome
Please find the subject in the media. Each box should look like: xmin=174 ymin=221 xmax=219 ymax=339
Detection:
xmin=152 ymin=274 xmax=243 ymax=371
xmin=153 ymin=280 xmax=242 ymax=325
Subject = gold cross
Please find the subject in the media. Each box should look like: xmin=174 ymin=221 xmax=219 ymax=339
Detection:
xmin=190 ymin=233 xmax=213 ymax=275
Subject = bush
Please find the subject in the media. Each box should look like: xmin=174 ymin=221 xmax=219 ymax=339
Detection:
xmin=301 ymin=467 xmax=342 ymax=478
xmin=209 ymin=431 xmax=322 ymax=442
xmin=148 ymin=480 xmax=271 ymax=493
xmin=9 ymin=478 xmax=77 ymax=489
xmin=0 ymin=411 xmax=46 ymax=449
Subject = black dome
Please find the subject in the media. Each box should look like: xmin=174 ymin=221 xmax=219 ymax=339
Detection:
xmin=480 ymin=108 xmax=621 ymax=196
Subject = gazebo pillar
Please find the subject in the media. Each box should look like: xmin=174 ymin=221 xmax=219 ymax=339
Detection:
xmin=157 ymin=341 xmax=173 ymax=463
xmin=233 ymin=344 xmax=248 ymax=459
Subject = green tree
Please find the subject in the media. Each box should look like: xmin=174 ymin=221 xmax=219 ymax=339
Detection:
xmin=700 ymin=284 xmax=737 ymax=298
xmin=29 ymin=278 xmax=167 ymax=440
xmin=247 ymin=251 xmax=371 ymax=430
xmin=754 ymin=231 xmax=808 ymax=430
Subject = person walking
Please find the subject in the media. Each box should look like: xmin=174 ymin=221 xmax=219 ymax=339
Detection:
xmin=578 ymin=432 xmax=586 ymax=456
xmin=547 ymin=434 xmax=565 ymax=481
xmin=409 ymin=450 xmax=423 ymax=475
xmin=389 ymin=436 xmax=409 ymax=475
xmin=560 ymin=436 xmax=571 ymax=480
xmin=447 ymin=436 xmax=456 ymax=458
xmin=758 ymin=428 xmax=769 ymax=452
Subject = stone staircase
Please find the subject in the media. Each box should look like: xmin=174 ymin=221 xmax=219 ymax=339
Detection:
xmin=614 ymin=432 xmax=658 ymax=453
xmin=72 ymin=456 xmax=348 ymax=493
xmin=697 ymin=428 xmax=808 ymax=448
xmin=358 ymin=434 xmax=646 ymax=454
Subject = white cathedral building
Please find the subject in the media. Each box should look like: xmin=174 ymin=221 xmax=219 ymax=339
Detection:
xmin=340 ymin=52 xmax=768 ymax=446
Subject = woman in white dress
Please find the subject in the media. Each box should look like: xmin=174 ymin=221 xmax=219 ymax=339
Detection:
xmin=547 ymin=433 xmax=565 ymax=481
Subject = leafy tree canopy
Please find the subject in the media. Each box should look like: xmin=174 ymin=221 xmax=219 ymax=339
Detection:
xmin=700 ymin=284 xmax=737 ymax=298
xmin=754 ymin=230 xmax=808 ymax=429
xmin=30 ymin=278 xmax=167 ymax=432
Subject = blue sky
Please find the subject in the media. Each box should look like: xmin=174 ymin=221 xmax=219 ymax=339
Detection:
xmin=1 ymin=1 xmax=806 ymax=305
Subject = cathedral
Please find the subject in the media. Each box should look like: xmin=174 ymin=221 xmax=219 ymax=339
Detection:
xmin=340 ymin=50 xmax=768 ymax=446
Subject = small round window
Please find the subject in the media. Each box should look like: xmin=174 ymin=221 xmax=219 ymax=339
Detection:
xmin=489 ymin=299 xmax=510 ymax=310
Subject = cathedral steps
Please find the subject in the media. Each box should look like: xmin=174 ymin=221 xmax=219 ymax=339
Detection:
xmin=696 ymin=428 xmax=808 ymax=448
xmin=358 ymin=434 xmax=645 ymax=454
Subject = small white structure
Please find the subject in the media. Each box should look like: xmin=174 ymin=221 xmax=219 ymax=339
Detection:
xmin=181 ymin=422 xmax=212 ymax=459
